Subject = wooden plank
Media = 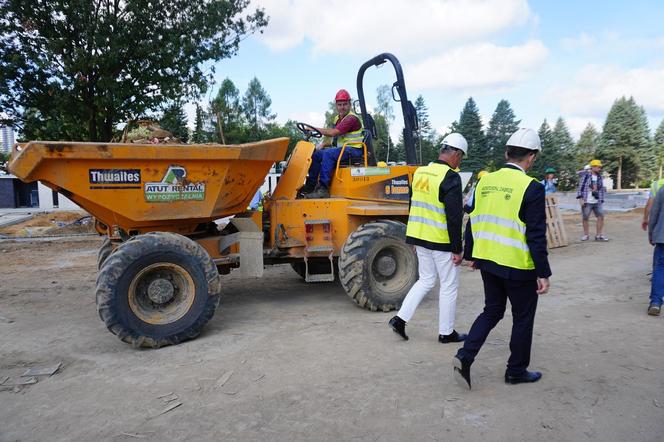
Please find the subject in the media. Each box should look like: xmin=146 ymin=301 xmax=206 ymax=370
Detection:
xmin=545 ymin=195 xmax=568 ymax=248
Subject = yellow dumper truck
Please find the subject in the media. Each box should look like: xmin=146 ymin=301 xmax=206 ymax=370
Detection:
xmin=9 ymin=53 xmax=425 ymax=348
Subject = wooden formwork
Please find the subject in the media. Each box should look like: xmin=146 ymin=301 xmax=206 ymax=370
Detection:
xmin=546 ymin=195 xmax=568 ymax=248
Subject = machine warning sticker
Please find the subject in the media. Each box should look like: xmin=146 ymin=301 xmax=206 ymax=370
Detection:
xmin=350 ymin=167 xmax=390 ymax=177
xmin=89 ymin=169 xmax=141 ymax=189
xmin=144 ymin=166 xmax=205 ymax=202
xmin=384 ymin=174 xmax=410 ymax=200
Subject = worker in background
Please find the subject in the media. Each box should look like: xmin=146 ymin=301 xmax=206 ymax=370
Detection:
xmin=577 ymin=159 xmax=608 ymax=241
xmin=388 ymin=133 xmax=468 ymax=344
xmin=541 ymin=167 xmax=557 ymax=195
xmin=453 ymin=128 xmax=551 ymax=389
xmin=299 ymin=89 xmax=364 ymax=199
xmin=641 ymin=178 xmax=664 ymax=231
xmin=647 ymin=184 xmax=664 ymax=316
xmin=464 ymin=170 xmax=488 ymax=213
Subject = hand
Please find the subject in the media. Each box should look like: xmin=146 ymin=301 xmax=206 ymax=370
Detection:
xmin=315 ymin=142 xmax=324 ymax=151
xmin=452 ymin=253 xmax=463 ymax=266
xmin=536 ymin=277 xmax=550 ymax=295
xmin=464 ymin=260 xmax=477 ymax=270
xmin=642 ymin=220 xmax=648 ymax=231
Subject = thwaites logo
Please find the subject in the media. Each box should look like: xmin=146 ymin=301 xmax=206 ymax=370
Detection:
xmin=144 ymin=166 xmax=205 ymax=202
xmin=384 ymin=174 xmax=410 ymax=200
xmin=89 ymin=169 xmax=141 ymax=189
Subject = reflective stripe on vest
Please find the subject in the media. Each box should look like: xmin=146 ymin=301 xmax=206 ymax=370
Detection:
xmin=470 ymin=167 xmax=536 ymax=270
xmin=335 ymin=110 xmax=364 ymax=149
xmin=652 ymin=178 xmax=664 ymax=197
xmin=406 ymin=163 xmax=451 ymax=244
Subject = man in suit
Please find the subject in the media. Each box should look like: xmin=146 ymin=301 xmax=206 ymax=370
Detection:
xmin=453 ymin=128 xmax=551 ymax=389
xmin=388 ymin=133 xmax=468 ymax=343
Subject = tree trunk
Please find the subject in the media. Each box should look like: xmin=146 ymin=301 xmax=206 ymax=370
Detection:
xmin=617 ymin=156 xmax=622 ymax=190
xmin=215 ymin=111 xmax=226 ymax=144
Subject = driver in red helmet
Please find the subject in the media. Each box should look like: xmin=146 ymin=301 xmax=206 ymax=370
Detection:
xmin=299 ymin=89 xmax=364 ymax=199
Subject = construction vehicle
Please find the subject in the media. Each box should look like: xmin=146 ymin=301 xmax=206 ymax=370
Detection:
xmin=9 ymin=53 xmax=427 ymax=348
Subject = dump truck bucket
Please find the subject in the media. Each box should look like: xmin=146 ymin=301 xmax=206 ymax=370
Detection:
xmin=8 ymin=139 xmax=289 ymax=234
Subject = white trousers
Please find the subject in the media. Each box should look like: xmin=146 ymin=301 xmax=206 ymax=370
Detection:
xmin=397 ymin=246 xmax=459 ymax=335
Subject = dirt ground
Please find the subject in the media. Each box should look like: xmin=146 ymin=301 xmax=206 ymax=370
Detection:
xmin=0 ymin=211 xmax=662 ymax=441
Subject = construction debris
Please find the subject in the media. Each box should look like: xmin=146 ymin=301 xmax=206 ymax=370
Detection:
xmin=21 ymin=362 xmax=61 ymax=377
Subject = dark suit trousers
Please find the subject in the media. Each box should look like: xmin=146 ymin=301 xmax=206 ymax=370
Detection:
xmin=457 ymin=270 xmax=539 ymax=375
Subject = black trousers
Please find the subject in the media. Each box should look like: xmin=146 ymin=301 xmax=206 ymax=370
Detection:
xmin=457 ymin=270 xmax=539 ymax=375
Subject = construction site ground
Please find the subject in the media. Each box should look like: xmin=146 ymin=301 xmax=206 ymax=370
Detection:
xmin=0 ymin=210 xmax=662 ymax=441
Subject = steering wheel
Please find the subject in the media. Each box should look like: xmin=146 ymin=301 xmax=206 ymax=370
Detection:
xmin=296 ymin=122 xmax=323 ymax=141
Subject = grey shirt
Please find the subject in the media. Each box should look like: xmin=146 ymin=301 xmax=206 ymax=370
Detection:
xmin=649 ymin=188 xmax=664 ymax=244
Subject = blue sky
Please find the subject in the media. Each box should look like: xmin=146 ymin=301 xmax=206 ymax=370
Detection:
xmin=190 ymin=0 xmax=664 ymax=140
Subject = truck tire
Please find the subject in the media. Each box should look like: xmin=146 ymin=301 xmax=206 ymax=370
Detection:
xmin=96 ymin=232 xmax=221 ymax=348
xmin=97 ymin=237 xmax=113 ymax=270
xmin=290 ymin=259 xmax=339 ymax=281
xmin=339 ymin=220 xmax=417 ymax=311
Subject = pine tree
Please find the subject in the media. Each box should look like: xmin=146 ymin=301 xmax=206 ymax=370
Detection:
xmin=576 ymin=123 xmax=600 ymax=168
xmin=191 ymin=104 xmax=206 ymax=143
xmin=655 ymin=119 xmax=664 ymax=180
xmin=534 ymin=119 xmax=555 ymax=180
xmin=159 ymin=102 xmax=189 ymax=142
xmin=450 ymin=97 xmax=486 ymax=173
xmin=414 ymin=95 xmax=436 ymax=164
xmin=597 ymin=96 xmax=652 ymax=189
xmin=486 ymin=100 xmax=521 ymax=168
xmin=549 ymin=117 xmax=577 ymax=189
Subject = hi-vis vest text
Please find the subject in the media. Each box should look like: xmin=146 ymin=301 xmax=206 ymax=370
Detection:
xmin=335 ymin=110 xmax=364 ymax=149
xmin=470 ymin=168 xmax=536 ymax=270
xmin=406 ymin=163 xmax=451 ymax=244
xmin=651 ymin=178 xmax=664 ymax=197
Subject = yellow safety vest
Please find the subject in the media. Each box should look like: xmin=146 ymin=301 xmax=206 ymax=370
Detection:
xmin=406 ymin=163 xmax=451 ymax=244
xmin=335 ymin=110 xmax=364 ymax=149
xmin=651 ymin=178 xmax=664 ymax=197
xmin=470 ymin=167 xmax=536 ymax=270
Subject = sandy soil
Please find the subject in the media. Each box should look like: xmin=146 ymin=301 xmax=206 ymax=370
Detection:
xmin=0 ymin=211 xmax=662 ymax=441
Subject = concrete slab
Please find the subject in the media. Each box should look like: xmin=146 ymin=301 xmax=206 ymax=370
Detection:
xmin=0 ymin=213 xmax=33 ymax=228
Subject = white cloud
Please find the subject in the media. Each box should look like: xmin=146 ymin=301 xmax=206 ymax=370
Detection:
xmin=405 ymin=40 xmax=549 ymax=90
xmin=552 ymin=64 xmax=664 ymax=118
xmin=560 ymin=33 xmax=596 ymax=51
xmin=254 ymin=0 xmax=534 ymax=56
xmin=281 ymin=111 xmax=326 ymax=126
xmin=565 ymin=117 xmax=602 ymax=139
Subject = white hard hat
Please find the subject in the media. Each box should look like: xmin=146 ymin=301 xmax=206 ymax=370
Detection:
xmin=442 ymin=132 xmax=468 ymax=155
xmin=583 ymin=164 xmax=590 ymax=170
xmin=506 ymin=128 xmax=541 ymax=151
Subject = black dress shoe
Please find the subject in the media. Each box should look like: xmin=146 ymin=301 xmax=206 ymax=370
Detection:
xmin=388 ymin=316 xmax=408 ymax=340
xmin=439 ymin=330 xmax=468 ymax=343
xmin=453 ymin=355 xmax=472 ymax=390
xmin=504 ymin=370 xmax=542 ymax=385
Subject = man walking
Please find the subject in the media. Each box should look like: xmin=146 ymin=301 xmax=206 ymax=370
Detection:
xmin=388 ymin=133 xmax=468 ymax=343
xmin=647 ymin=184 xmax=664 ymax=315
xmin=577 ymin=159 xmax=608 ymax=241
xmin=453 ymin=128 xmax=551 ymax=389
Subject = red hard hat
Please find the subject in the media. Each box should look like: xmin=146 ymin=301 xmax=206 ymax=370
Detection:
xmin=335 ymin=89 xmax=351 ymax=101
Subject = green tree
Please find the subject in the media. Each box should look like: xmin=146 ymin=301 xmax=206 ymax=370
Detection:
xmin=242 ymin=77 xmax=276 ymax=140
xmin=210 ymin=78 xmax=242 ymax=144
xmin=414 ymin=95 xmax=437 ymax=164
xmin=373 ymin=85 xmax=395 ymax=162
xmin=535 ymin=119 xmax=555 ymax=180
xmin=655 ymin=119 xmax=664 ymax=180
xmin=0 ymin=0 xmax=267 ymax=141
xmin=159 ymin=102 xmax=189 ymax=142
xmin=450 ymin=97 xmax=487 ymax=173
xmin=597 ymin=96 xmax=652 ymax=189
xmin=486 ymin=100 xmax=521 ymax=168
xmin=191 ymin=104 xmax=207 ymax=144
xmin=549 ymin=117 xmax=577 ymax=189
xmin=576 ymin=123 xmax=600 ymax=168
